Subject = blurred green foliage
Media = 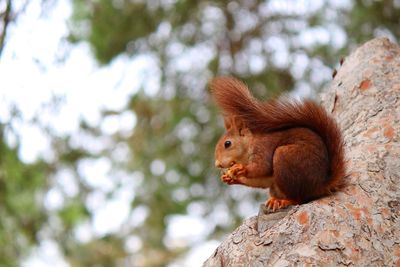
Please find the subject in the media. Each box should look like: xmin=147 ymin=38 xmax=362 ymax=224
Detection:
xmin=1 ymin=0 xmax=400 ymax=267
xmin=0 ymin=125 xmax=49 ymax=267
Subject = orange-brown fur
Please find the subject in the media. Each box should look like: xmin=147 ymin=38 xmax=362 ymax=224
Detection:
xmin=211 ymin=77 xmax=345 ymax=210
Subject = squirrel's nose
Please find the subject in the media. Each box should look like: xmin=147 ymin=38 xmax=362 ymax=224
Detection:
xmin=215 ymin=160 xmax=223 ymax=168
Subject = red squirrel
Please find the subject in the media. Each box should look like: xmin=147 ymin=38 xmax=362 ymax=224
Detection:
xmin=210 ymin=77 xmax=345 ymax=211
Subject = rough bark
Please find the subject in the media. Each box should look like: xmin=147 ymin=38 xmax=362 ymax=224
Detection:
xmin=204 ymin=38 xmax=400 ymax=267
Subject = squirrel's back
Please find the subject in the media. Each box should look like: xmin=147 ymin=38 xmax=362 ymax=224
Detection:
xmin=210 ymin=76 xmax=345 ymax=192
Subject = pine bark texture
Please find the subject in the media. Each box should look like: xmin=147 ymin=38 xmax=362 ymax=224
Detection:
xmin=203 ymin=38 xmax=400 ymax=267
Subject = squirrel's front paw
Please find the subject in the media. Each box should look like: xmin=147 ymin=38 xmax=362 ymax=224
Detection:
xmin=228 ymin=163 xmax=247 ymax=177
xmin=221 ymin=174 xmax=238 ymax=185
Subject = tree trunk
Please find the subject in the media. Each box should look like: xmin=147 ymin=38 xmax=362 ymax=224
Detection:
xmin=203 ymin=38 xmax=400 ymax=267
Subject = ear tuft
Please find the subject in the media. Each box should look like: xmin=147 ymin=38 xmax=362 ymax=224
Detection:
xmin=232 ymin=116 xmax=245 ymax=132
xmin=223 ymin=116 xmax=233 ymax=130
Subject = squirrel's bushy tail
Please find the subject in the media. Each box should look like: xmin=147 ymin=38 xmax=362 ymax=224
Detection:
xmin=210 ymin=77 xmax=345 ymax=191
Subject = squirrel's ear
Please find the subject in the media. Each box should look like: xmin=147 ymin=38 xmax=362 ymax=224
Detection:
xmin=232 ymin=116 xmax=246 ymax=131
xmin=223 ymin=116 xmax=233 ymax=130
xmin=231 ymin=116 xmax=250 ymax=136
xmin=239 ymin=127 xmax=251 ymax=137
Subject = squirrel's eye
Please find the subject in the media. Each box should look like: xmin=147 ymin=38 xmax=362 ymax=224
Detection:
xmin=224 ymin=140 xmax=232 ymax=149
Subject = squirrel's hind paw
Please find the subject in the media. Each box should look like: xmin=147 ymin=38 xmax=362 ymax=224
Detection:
xmin=265 ymin=197 xmax=296 ymax=211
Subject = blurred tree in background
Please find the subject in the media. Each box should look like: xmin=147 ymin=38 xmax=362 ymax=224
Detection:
xmin=0 ymin=124 xmax=50 ymax=267
xmin=1 ymin=0 xmax=399 ymax=266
